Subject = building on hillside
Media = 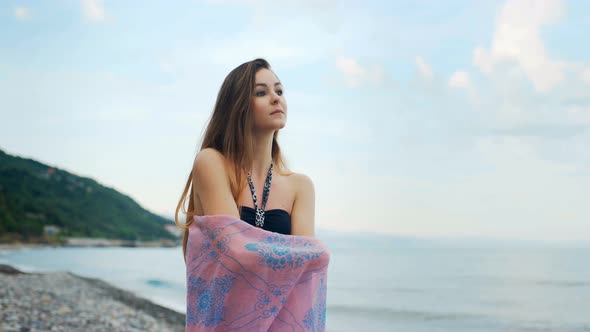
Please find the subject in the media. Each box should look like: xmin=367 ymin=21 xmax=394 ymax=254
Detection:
xmin=164 ymin=224 xmax=183 ymax=237
xmin=43 ymin=225 xmax=61 ymax=236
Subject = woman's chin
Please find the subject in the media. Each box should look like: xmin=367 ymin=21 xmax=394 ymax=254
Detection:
xmin=254 ymin=123 xmax=286 ymax=132
xmin=270 ymin=120 xmax=287 ymax=130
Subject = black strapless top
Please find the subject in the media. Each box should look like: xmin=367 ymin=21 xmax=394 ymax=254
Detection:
xmin=240 ymin=206 xmax=291 ymax=235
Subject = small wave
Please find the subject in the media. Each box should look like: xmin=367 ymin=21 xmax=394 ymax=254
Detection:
xmin=533 ymin=280 xmax=590 ymax=288
xmin=145 ymin=279 xmax=177 ymax=289
xmin=458 ymin=275 xmax=590 ymax=289
xmin=0 ymin=262 xmax=50 ymax=273
xmin=327 ymin=305 xmax=590 ymax=331
xmin=327 ymin=304 xmax=485 ymax=322
xmin=331 ymin=285 xmax=424 ymax=293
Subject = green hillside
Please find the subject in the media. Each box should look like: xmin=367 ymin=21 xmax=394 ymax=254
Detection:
xmin=0 ymin=148 xmax=178 ymax=242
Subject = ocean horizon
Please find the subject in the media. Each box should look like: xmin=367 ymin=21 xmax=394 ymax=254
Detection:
xmin=1 ymin=231 xmax=589 ymax=331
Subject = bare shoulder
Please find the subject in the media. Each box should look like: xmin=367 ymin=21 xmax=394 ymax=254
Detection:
xmin=193 ymin=147 xmax=226 ymax=172
xmin=289 ymin=173 xmax=314 ymax=196
xmin=289 ymin=172 xmax=315 ymax=237
xmin=192 ymin=148 xmax=239 ymax=217
xmin=192 ymin=147 xmax=231 ymax=192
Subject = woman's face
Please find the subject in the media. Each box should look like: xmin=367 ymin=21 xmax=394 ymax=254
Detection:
xmin=251 ymin=68 xmax=287 ymax=131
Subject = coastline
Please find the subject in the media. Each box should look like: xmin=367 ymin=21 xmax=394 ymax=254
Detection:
xmin=0 ymin=241 xmax=181 ymax=251
xmin=0 ymin=264 xmax=185 ymax=332
xmin=0 ymin=243 xmax=57 ymax=251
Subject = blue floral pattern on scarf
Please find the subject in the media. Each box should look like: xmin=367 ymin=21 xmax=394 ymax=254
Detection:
xmin=244 ymin=234 xmax=324 ymax=271
xmin=186 ymin=216 xmax=329 ymax=331
xmin=186 ymin=274 xmax=236 ymax=327
xmin=303 ymin=276 xmax=327 ymax=332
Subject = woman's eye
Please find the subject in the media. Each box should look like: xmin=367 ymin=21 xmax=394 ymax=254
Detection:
xmin=255 ymin=90 xmax=283 ymax=97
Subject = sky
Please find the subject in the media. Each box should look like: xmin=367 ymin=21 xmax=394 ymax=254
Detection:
xmin=1 ymin=0 xmax=589 ymax=242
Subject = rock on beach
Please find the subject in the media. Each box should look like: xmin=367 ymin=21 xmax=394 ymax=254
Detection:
xmin=0 ymin=264 xmax=185 ymax=332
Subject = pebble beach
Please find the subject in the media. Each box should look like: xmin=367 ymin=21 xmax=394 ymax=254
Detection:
xmin=0 ymin=264 xmax=185 ymax=332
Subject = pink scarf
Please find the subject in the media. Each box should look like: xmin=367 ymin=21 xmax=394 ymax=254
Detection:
xmin=185 ymin=214 xmax=330 ymax=332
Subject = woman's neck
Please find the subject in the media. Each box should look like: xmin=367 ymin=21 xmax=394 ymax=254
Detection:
xmin=250 ymin=131 xmax=275 ymax=180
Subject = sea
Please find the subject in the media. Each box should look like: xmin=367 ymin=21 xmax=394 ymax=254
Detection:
xmin=1 ymin=231 xmax=589 ymax=332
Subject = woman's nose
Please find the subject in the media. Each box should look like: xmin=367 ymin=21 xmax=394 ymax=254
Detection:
xmin=270 ymin=92 xmax=280 ymax=103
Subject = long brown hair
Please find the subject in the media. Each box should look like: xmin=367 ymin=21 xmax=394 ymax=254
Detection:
xmin=175 ymin=58 xmax=290 ymax=260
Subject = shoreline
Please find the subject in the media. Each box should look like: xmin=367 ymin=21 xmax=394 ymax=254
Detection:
xmin=0 ymin=243 xmax=57 ymax=250
xmin=0 ymin=242 xmax=182 ymax=251
xmin=0 ymin=264 xmax=185 ymax=331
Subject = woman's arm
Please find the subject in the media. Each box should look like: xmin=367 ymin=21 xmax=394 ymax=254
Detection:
xmin=192 ymin=148 xmax=240 ymax=218
xmin=290 ymin=174 xmax=316 ymax=237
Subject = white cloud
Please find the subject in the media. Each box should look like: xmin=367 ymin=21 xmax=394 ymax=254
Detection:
xmin=335 ymin=56 xmax=386 ymax=88
xmin=473 ymin=47 xmax=493 ymax=75
xmin=466 ymin=0 xmax=590 ymax=133
xmin=14 ymin=6 xmax=31 ymax=20
xmin=335 ymin=56 xmax=365 ymax=88
xmin=81 ymin=0 xmax=106 ymax=22
xmin=415 ymin=56 xmax=433 ymax=81
xmin=448 ymin=70 xmax=470 ymax=89
xmin=473 ymin=0 xmax=566 ymax=92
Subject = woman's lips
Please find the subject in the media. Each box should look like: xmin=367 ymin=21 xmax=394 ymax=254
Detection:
xmin=271 ymin=110 xmax=284 ymax=115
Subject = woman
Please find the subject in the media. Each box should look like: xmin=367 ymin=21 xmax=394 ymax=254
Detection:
xmin=175 ymin=58 xmax=329 ymax=332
